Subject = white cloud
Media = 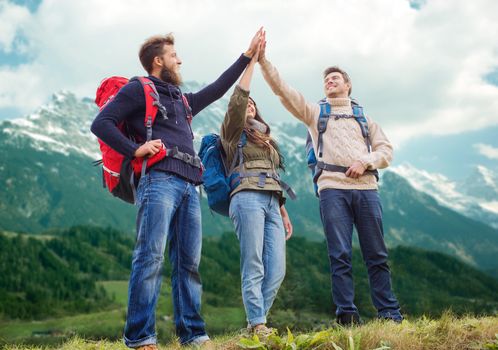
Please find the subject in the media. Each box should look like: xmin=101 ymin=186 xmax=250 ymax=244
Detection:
xmin=0 ymin=1 xmax=31 ymax=52
xmin=0 ymin=0 xmax=498 ymax=147
xmin=474 ymin=143 xmax=498 ymax=160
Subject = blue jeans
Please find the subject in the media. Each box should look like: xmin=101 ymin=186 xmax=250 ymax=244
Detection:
xmin=124 ymin=170 xmax=208 ymax=347
xmin=319 ymin=189 xmax=402 ymax=321
xmin=229 ymin=191 xmax=286 ymax=327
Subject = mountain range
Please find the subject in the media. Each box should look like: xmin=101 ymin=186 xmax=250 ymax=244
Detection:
xmin=0 ymin=84 xmax=497 ymax=277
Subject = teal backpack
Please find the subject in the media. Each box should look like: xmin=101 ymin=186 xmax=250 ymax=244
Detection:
xmin=199 ymin=132 xmax=296 ymax=216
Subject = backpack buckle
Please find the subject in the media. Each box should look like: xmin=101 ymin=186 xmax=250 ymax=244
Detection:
xmin=318 ymin=117 xmax=328 ymax=133
xmin=258 ymin=172 xmax=267 ymax=188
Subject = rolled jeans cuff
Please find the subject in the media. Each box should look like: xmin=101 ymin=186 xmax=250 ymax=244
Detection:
xmin=124 ymin=334 xmax=157 ymax=348
xmin=248 ymin=316 xmax=267 ymax=328
xmin=185 ymin=334 xmax=210 ymax=345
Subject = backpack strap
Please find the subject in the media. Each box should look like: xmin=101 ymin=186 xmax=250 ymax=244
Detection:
xmin=351 ymin=101 xmax=372 ymax=152
xmin=181 ymin=94 xmax=193 ymax=125
xmin=231 ymin=131 xmax=247 ymax=175
xmin=132 ymin=77 xmax=161 ymax=177
xmin=317 ymin=100 xmax=331 ymax=158
xmin=181 ymin=93 xmax=194 ymax=139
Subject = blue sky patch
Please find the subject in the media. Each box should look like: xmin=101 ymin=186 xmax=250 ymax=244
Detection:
xmin=0 ymin=106 xmax=24 ymax=121
xmin=0 ymin=33 xmax=32 ymax=67
xmin=408 ymin=0 xmax=427 ymax=10
xmin=484 ymin=68 xmax=498 ymax=87
xmin=9 ymin=0 xmax=42 ymax=13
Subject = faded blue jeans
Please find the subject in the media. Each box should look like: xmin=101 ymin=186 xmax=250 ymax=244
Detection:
xmin=319 ymin=189 xmax=402 ymax=321
xmin=229 ymin=190 xmax=286 ymax=327
xmin=124 ymin=170 xmax=209 ymax=348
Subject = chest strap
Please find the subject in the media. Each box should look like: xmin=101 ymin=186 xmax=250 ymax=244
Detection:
xmin=166 ymin=146 xmax=202 ymax=168
xmin=231 ymin=171 xmax=297 ymax=200
xmin=316 ymin=161 xmax=379 ymax=181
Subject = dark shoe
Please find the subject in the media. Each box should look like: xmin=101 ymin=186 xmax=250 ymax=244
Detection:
xmin=336 ymin=312 xmax=362 ymax=326
xmin=378 ymin=311 xmax=403 ymax=323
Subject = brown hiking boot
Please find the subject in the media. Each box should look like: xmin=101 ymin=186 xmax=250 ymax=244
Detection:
xmin=251 ymin=324 xmax=276 ymax=337
xmin=136 ymin=345 xmax=158 ymax=350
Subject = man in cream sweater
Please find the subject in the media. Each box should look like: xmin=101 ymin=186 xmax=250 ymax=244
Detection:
xmin=258 ymin=34 xmax=403 ymax=325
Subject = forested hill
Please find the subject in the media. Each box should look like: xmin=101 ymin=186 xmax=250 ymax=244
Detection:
xmin=1 ymin=226 xmax=497 ymax=323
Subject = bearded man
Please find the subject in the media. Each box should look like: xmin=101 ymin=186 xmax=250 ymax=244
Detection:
xmin=91 ymin=30 xmax=262 ymax=349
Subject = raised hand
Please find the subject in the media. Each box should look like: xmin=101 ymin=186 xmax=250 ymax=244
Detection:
xmin=245 ymin=27 xmax=263 ymax=58
xmin=258 ymin=30 xmax=267 ymax=63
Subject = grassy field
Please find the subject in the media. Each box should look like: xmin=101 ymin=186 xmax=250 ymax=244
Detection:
xmin=2 ymin=314 xmax=497 ymax=349
xmin=2 ymin=281 xmax=496 ymax=349
xmin=0 ymin=281 xmax=247 ymax=347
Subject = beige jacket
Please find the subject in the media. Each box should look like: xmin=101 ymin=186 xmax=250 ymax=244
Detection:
xmin=260 ymin=59 xmax=393 ymax=193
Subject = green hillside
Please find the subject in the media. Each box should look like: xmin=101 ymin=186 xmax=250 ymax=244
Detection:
xmin=381 ymin=172 xmax=498 ymax=276
xmin=1 ymin=226 xmax=497 ymax=331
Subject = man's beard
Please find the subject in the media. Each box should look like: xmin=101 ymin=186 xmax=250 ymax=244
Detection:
xmin=160 ymin=66 xmax=182 ymax=86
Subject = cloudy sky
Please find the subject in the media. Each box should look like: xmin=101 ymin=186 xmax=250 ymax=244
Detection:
xmin=1 ymin=0 xmax=498 ymax=179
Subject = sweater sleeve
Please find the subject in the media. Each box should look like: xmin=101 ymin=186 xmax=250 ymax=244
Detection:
xmin=259 ymin=58 xmax=319 ymax=127
xmin=90 ymin=81 xmax=142 ymax=158
xmin=220 ymin=85 xmax=249 ymax=144
xmin=184 ymin=54 xmax=251 ymax=116
xmin=359 ymin=117 xmax=393 ymax=170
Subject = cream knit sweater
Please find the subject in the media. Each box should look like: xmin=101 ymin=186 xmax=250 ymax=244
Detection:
xmin=260 ymin=59 xmax=393 ymax=192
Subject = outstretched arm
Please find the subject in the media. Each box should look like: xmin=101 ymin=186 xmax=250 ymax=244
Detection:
xmin=258 ymin=32 xmax=318 ymax=127
xmin=185 ymin=28 xmax=263 ymax=116
xmin=220 ymin=49 xmax=260 ymax=160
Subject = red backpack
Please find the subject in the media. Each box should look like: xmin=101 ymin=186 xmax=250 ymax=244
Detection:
xmin=93 ymin=76 xmax=194 ymax=204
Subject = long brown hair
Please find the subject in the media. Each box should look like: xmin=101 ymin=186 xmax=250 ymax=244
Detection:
xmin=244 ymin=97 xmax=286 ymax=171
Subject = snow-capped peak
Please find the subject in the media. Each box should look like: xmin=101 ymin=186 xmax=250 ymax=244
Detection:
xmin=391 ymin=163 xmax=498 ymax=228
xmin=476 ymin=165 xmax=498 ymax=191
xmin=1 ymin=91 xmax=100 ymax=160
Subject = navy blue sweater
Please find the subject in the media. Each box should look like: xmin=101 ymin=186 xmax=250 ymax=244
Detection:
xmin=91 ymin=54 xmax=251 ymax=184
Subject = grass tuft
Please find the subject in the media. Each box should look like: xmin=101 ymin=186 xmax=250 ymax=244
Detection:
xmin=3 ymin=314 xmax=497 ymax=350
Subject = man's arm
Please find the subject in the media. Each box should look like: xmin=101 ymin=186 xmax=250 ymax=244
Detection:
xmin=346 ymin=119 xmax=393 ymax=178
xmin=90 ymin=82 xmax=162 ymax=159
xmin=258 ymin=34 xmax=318 ymax=127
xmin=91 ymin=83 xmax=142 ymax=158
xmin=185 ymin=28 xmax=262 ymax=116
xmin=359 ymin=119 xmax=393 ymax=170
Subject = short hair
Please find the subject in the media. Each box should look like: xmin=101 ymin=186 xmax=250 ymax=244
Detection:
xmin=323 ymin=66 xmax=352 ymax=96
xmin=139 ymin=33 xmax=175 ymax=74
